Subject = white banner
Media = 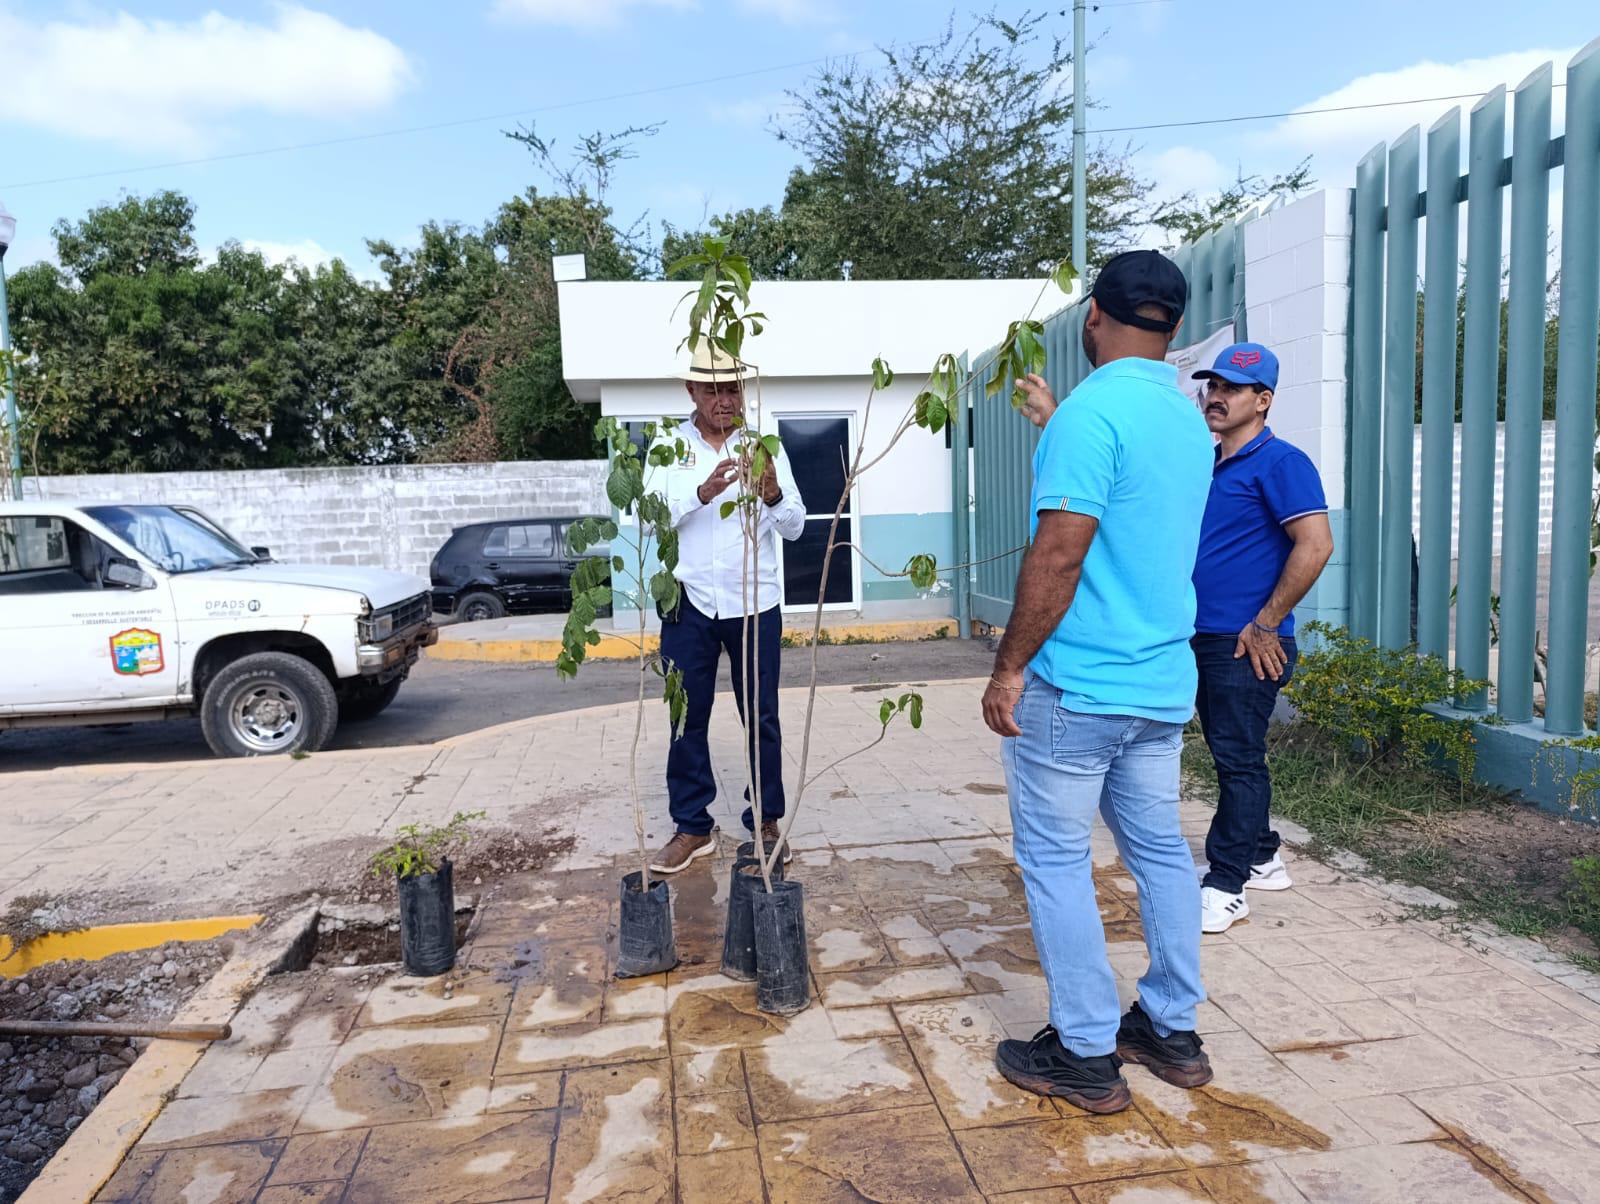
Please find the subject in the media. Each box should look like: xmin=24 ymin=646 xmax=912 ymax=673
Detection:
xmin=1165 ymin=324 xmax=1237 ymax=408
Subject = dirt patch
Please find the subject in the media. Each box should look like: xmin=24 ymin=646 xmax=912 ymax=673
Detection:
xmin=0 ymin=935 xmax=234 ymax=1203
xmin=1352 ymin=800 xmax=1600 ymax=956
xmin=306 ymin=910 xmax=477 ymax=970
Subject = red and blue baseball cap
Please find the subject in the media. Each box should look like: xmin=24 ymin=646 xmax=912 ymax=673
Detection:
xmin=1194 ymin=342 xmax=1279 ymax=391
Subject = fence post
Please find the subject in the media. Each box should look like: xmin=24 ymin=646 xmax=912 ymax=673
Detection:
xmin=1349 ymin=145 xmax=1388 ymax=643
xmin=1546 ymin=38 xmax=1600 ymax=736
xmin=952 ymin=353 xmax=972 ymax=638
xmin=1380 ymin=128 xmax=1420 ymax=650
xmin=1417 ymin=109 xmax=1462 ymax=663
xmin=1498 ymin=65 xmax=1554 ymax=723
xmin=1454 ymin=86 xmax=1507 ymax=712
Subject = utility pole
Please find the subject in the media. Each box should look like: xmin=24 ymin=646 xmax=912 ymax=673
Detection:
xmin=0 ymin=201 xmax=18 ymax=497
xmin=1072 ymin=0 xmax=1087 ymax=275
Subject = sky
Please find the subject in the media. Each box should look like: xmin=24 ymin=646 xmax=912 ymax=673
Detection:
xmin=0 ymin=1 xmax=1591 ymax=278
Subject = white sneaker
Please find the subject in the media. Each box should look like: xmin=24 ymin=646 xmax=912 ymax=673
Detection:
xmin=1201 ymin=886 xmax=1249 ymax=933
xmin=1247 ymin=854 xmax=1294 ymax=892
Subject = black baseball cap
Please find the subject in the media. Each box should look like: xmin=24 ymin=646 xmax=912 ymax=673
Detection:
xmin=1090 ymin=250 xmax=1188 ymax=333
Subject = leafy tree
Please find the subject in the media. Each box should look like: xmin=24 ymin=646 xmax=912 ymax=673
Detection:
xmin=1147 ymin=159 xmax=1316 ymax=249
xmin=664 ymin=11 xmax=1149 ymax=280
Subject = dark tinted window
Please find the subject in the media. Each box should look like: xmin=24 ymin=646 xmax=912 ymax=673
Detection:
xmin=778 ymin=418 xmax=850 ymax=514
xmin=783 ymin=518 xmax=853 ymax=606
xmin=483 ymin=523 xmax=554 ymax=558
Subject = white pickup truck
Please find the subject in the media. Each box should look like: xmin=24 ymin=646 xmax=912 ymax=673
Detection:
xmin=0 ymin=501 xmax=437 ymax=757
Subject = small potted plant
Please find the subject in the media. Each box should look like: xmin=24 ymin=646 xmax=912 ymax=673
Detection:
xmin=369 ymin=810 xmax=485 ymax=977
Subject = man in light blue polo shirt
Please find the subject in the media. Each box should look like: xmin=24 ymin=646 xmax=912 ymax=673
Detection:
xmin=981 ymin=251 xmax=1215 ymax=1114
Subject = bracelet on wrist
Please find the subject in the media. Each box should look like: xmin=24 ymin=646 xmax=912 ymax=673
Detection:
xmin=1251 ymin=619 xmax=1277 ymax=635
xmin=988 ymin=675 xmax=1024 ymax=692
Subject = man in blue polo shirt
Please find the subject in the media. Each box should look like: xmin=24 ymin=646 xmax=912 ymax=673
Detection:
xmin=1190 ymin=343 xmax=1333 ymax=933
xmin=981 ymin=251 xmax=1216 ymax=1114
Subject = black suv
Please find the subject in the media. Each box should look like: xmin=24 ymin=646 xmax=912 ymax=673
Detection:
xmin=430 ymin=515 xmax=609 ymax=622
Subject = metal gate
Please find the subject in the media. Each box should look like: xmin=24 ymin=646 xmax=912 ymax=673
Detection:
xmin=952 ymin=221 xmax=1252 ymax=631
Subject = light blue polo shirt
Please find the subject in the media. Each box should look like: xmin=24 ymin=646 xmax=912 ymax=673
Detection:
xmin=1028 ymin=356 xmax=1215 ymax=723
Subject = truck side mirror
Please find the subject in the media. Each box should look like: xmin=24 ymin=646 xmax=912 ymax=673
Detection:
xmin=105 ymin=557 xmax=153 ymax=590
xmin=251 ymin=546 xmax=271 ymax=560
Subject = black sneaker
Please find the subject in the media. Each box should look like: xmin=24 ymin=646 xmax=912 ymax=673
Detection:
xmin=994 ymin=1025 xmax=1132 ymax=1114
xmin=1116 ymin=1001 xmax=1213 ymax=1088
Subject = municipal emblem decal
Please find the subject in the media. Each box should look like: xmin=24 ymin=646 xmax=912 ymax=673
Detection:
xmin=110 ymin=628 xmax=165 ymax=676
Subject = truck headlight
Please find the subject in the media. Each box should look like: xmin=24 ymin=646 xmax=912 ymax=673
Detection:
xmin=360 ymin=613 xmax=394 ymax=642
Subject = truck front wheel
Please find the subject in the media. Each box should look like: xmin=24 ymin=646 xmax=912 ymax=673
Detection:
xmin=201 ymin=652 xmax=339 ymax=757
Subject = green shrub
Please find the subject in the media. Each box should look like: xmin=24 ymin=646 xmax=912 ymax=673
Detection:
xmin=1568 ymin=856 xmax=1600 ymax=942
xmin=1286 ymin=622 xmax=1487 ymax=779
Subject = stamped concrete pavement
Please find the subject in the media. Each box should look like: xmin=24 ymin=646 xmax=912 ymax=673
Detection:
xmin=10 ymin=680 xmax=1600 ymax=1201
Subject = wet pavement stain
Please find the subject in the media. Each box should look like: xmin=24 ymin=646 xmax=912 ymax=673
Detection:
xmin=965 ymin=782 xmax=1009 ymax=794
xmin=1133 ymin=1084 xmax=1332 ymax=1169
xmin=1431 ymin=1123 xmax=1561 ymax=1204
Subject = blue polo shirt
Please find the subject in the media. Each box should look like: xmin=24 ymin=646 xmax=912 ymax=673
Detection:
xmin=1028 ymin=357 xmax=1214 ymax=724
xmin=1193 ymin=427 xmax=1328 ymax=638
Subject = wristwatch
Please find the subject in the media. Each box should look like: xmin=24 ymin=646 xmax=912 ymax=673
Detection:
xmin=763 ymin=488 xmax=784 ymax=507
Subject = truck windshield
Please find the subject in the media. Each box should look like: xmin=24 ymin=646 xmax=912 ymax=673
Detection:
xmin=84 ymin=505 xmax=256 ymax=574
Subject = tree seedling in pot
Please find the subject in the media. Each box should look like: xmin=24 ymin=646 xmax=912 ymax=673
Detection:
xmin=370 ymin=809 xmax=485 ymax=977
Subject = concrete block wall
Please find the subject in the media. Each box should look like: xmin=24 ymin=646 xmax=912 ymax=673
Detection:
xmin=1410 ymin=422 xmax=1556 ymax=556
xmin=1242 ymin=189 xmax=1353 ymax=633
xmin=21 ymin=461 xmax=608 ymax=579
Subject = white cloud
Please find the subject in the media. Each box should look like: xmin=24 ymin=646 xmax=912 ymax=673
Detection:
xmin=736 ymin=0 xmax=840 ymax=23
xmin=1145 ymin=146 xmax=1231 ymax=201
xmin=708 ymin=92 xmax=792 ymax=127
xmin=238 ymin=238 xmax=339 ymax=269
xmin=1255 ymin=47 xmax=1578 ymax=185
xmin=0 ymin=5 xmax=413 ymax=154
xmin=490 ymin=0 xmax=695 ymax=28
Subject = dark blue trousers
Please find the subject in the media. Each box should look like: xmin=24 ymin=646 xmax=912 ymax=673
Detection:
xmin=1192 ymin=633 xmax=1297 ymax=894
xmin=659 ymin=599 xmax=785 ymax=837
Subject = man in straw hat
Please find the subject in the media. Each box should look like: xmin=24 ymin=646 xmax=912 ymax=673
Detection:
xmin=649 ymin=342 xmax=807 ymax=875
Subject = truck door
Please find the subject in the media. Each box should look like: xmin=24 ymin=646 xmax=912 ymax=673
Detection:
xmin=0 ymin=514 xmax=182 ymax=711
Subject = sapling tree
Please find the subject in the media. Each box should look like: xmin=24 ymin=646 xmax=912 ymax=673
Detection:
xmin=670 ymin=238 xmax=1080 ymax=888
xmin=557 ymin=416 xmax=691 ymax=890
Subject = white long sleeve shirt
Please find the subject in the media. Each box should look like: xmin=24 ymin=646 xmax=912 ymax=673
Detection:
xmin=660 ymin=417 xmax=807 ymax=618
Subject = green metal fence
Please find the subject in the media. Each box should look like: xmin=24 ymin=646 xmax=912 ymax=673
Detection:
xmin=1348 ymin=40 xmax=1600 ymax=736
xmin=952 ymin=221 xmax=1251 ymax=629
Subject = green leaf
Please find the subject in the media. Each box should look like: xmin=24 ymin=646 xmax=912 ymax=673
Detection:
xmin=760 ymin=433 xmax=781 ymax=457
xmin=872 ymin=357 xmax=894 ymax=390
xmin=1053 ymin=259 xmax=1079 ymax=294
xmin=908 ymin=693 xmax=924 ymax=729
xmin=879 ymin=699 xmax=894 ymax=727
xmin=607 ymin=466 xmax=642 ymax=511
xmin=719 ymin=500 xmax=737 ymax=519
xmin=613 ymin=555 xmax=626 ymax=572
xmin=905 ymin=553 xmax=938 ymax=591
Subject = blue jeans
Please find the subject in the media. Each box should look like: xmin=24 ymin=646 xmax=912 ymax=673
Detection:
xmin=659 ymin=599 xmax=785 ymax=837
xmin=1002 ymin=671 xmax=1205 ymax=1057
xmin=1192 ymin=634 xmax=1296 ymax=894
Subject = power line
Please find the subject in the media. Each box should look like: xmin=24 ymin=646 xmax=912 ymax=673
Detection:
xmin=0 ymin=50 xmax=856 ymax=191
xmin=1089 ymin=84 xmax=1567 ymax=135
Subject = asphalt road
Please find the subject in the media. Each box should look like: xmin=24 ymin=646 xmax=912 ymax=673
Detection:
xmin=0 ymin=638 xmax=997 ymax=773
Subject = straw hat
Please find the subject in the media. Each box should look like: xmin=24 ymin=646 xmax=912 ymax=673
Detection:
xmin=678 ymin=341 xmax=753 ymax=382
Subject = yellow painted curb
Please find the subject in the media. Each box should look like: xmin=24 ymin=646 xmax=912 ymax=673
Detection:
xmin=429 ymin=617 xmax=964 ymax=664
xmin=0 ymin=915 xmax=263 ymax=979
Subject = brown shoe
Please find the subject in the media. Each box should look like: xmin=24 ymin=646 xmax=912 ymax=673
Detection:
xmin=649 ymin=832 xmax=715 ymax=875
xmin=760 ymin=822 xmax=795 ymax=865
